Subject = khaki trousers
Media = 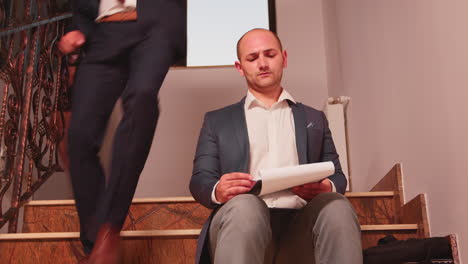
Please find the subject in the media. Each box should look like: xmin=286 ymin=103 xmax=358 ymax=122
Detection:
xmin=209 ymin=192 xmax=363 ymax=264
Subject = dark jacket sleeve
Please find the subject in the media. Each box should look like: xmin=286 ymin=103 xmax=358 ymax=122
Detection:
xmin=320 ymin=111 xmax=347 ymax=194
xmin=71 ymin=0 xmax=98 ymax=38
xmin=190 ymin=113 xmax=222 ymax=209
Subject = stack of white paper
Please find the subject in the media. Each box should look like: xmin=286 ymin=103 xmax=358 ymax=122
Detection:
xmin=255 ymin=162 xmax=335 ymax=196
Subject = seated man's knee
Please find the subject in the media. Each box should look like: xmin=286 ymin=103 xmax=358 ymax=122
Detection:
xmin=209 ymin=195 xmax=272 ymax=262
xmin=224 ymin=194 xmax=269 ymax=217
xmin=313 ymin=193 xmax=359 ymax=232
xmin=314 ymin=192 xmax=347 ymax=204
xmin=321 ymin=197 xmax=356 ymax=220
xmin=218 ymin=194 xmax=270 ymax=231
xmin=225 ymin=194 xmax=267 ymax=208
xmin=308 ymin=192 xmax=349 ymax=212
xmin=301 ymin=192 xmax=358 ymax=229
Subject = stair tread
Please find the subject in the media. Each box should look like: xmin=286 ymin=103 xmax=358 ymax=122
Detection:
xmin=361 ymin=224 xmax=418 ymax=231
xmin=25 ymin=192 xmax=396 ymax=206
xmin=25 ymin=197 xmax=197 ymax=206
xmin=0 ymin=229 xmax=201 ymax=240
xmin=0 ymin=224 xmax=417 ymax=241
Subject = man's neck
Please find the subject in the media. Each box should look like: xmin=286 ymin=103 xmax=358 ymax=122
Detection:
xmin=248 ymin=86 xmax=283 ymax=108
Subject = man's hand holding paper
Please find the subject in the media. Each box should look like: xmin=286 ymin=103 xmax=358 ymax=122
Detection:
xmin=215 ymin=172 xmax=256 ymax=203
xmin=292 ymin=178 xmax=333 ymax=202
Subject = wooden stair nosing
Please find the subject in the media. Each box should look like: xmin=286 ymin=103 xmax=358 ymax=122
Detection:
xmin=360 ymin=224 xmax=418 ymax=231
xmin=0 ymin=229 xmax=201 ymax=241
xmin=24 ymin=192 xmax=396 ymax=207
xmin=25 ymin=197 xmax=198 ymax=206
xmin=345 ymin=191 xmax=394 ymax=197
xmin=0 ymin=224 xmax=418 ymax=241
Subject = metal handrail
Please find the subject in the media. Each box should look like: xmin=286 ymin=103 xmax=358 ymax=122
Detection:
xmin=0 ymin=0 xmax=71 ymax=232
xmin=0 ymin=13 xmax=72 ymax=37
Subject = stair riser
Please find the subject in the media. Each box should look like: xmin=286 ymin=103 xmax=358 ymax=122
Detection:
xmin=348 ymin=196 xmax=397 ymax=225
xmin=23 ymin=196 xmax=399 ymax=233
xmin=0 ymin=238 xmax=197 ymax=264
xmin=0 ymin=230 xmax=420 ymax=264
xmin=23 ymin=202 xmax=211 ymax=233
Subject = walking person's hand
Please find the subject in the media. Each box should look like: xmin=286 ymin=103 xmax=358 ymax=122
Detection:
xmin=58 ymin=30 xmax=85 ymax=55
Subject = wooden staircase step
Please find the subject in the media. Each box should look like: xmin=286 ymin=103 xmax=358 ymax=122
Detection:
xmin=0 ymin=229 xmax=201 ymax=240
xmin=0 ymin=224 xmax=421 ymax=263
xmin=22 ymin=192 xmax=400 ymax=233
xmin=22 ymin=197 xmax=211 ymax=233
xmin=1 ymin=163 xmax=434 ymax=263
xmin=24 ymin=192 xmax=396 ymax=206
xmin=346 ymin=191 xmax=395 ymax=197
xmin=0 ymin=231 xmax=199 ymax=264
xmin=346 ymin=192 xmax=398 ymax=225
xmin=25 ymin=197 xmax=198 ymax=206
xmin=361 ymin=224 xmax=418 ymax=231
xmin=0 ymin=224 xmax=419 ymax=241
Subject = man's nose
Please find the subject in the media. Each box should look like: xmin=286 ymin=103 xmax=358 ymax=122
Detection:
xmin=258 ymin=56 xmax=269 ymax=71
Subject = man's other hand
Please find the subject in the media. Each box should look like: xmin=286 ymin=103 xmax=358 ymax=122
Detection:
xmin=58 ymin=30 xmax=86 ymax=55
xmin=215 ymin=172 xmax=256 ymax=204
xmin=292 ymin=178 xmax=332 ymax=202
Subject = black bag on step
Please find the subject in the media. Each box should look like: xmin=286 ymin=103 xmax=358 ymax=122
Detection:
xmin=363 ymin=235 xmax=452 ymax=264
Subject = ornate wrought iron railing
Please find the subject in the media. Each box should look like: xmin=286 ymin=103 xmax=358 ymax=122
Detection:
xmin=0 ymin=0 xmax=72 ymax=232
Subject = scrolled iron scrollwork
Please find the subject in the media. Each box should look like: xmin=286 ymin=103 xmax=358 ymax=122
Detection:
xmin=0 ymin=0 xmax=71 ymax=232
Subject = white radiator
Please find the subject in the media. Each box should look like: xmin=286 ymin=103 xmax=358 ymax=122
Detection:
xmin=325 ymin=96 xmax=351 ymax=191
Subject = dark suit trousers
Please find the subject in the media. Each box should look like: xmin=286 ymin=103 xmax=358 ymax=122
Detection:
xmin=68 ymin=1 xmax=183 ymax=252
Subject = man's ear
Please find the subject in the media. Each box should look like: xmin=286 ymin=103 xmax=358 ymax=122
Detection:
xmin=282 ymin=50 xmax=288 ymax=68
xmin=235 ymin=61 xmax=245 ymax=76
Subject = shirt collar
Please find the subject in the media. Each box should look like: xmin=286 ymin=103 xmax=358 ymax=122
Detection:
xmin=245 ymin=89 xmax=296 ymax=110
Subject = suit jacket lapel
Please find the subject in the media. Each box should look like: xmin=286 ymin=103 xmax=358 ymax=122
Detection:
xmin=231 ymin=98 xmax=250 ymax=172
xmin=290 ymin=102 xmax=308 ymax=164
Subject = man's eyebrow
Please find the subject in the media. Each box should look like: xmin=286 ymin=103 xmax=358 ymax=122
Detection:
xmin=246 ymin=48 xmax=277 ymax=57
xmin=246 ymin=51 xmax=259 ymax=56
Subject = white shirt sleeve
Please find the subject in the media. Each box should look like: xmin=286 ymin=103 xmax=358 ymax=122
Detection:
xmin=211 ymin=181 xmax=222 ymax=204
xmin=330 ymin=180 xmax=337 ymax=192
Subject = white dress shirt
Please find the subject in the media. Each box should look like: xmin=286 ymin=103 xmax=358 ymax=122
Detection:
xmin=211 ymin=89 xmax=316 ymax=209
xmin=96 ymin=0 xmax=137 ymax=21
xmin=244 ymin=89 xmax=307 ymax=208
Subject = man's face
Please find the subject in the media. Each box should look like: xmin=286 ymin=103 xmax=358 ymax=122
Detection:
xmin=235 ymin=30 xmax=287 ymax=92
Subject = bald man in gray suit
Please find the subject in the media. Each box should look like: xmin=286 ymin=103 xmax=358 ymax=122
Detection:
xmin=190 ymin=29 xmax=362 ymax=264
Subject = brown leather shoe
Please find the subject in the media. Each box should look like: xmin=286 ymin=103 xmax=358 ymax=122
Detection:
xmin=88 ymin=224 xmax=121 ymax=264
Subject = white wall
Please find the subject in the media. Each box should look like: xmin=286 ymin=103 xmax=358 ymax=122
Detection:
xmin=325 ymin=0 xmax=468 ymax=258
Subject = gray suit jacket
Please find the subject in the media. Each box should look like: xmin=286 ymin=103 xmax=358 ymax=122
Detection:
xmin=189 ymin=97 xmax=347 ymax=264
